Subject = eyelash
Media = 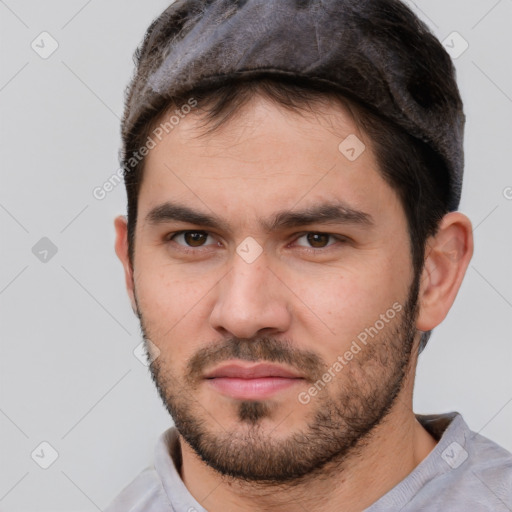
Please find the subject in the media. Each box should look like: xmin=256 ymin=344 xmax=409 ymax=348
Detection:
xmin=165 ymin=230 xmax=348 ymax=255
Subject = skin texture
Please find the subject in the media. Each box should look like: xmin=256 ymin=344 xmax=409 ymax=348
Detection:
xmin=114 ymin=95 xmax=473 ymax=512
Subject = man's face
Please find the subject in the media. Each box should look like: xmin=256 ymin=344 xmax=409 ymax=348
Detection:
xmin=128 ymin=95 xmax=421 ymax=482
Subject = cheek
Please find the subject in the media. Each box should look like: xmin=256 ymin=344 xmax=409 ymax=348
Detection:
xmin=133 ymin=263 xmax=213 ymax=358
xmin=291 ymin=258 xmax=407 ymax=347
xmin=134 ymin=241 xmax=212 ymax=315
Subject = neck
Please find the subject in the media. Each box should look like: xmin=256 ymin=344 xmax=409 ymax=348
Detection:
xmin=178 ymin=392 xmax=438 ymax=512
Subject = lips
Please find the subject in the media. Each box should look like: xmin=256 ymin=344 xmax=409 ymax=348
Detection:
xmin=204 ymin=362 xmax=304 ymax=400
xmin=204 ymin=362 xmax=302 ymax=380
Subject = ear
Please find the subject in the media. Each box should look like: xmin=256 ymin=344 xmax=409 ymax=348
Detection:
xmin=114 ymin=215 xmax=138 ymax=316
xmin=416 ymin=212 xmax=474 ymax=332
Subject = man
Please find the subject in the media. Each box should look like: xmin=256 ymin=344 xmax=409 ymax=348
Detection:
xmin=107 ymin=0 xmax=512 ymax=510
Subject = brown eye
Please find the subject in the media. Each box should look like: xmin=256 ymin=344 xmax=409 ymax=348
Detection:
xmin=183 ymin=231 xmax=208 ymax=247
xmin=293 ymin=232 xmax=347 ymax=253
xmin=305 ymin=233 xmax=331 ymax=248
xmin=169 ymin=231 xmax=214 ymax=248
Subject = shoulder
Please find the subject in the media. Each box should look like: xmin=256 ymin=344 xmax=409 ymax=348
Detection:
xmin=368 ymin=413 xmax=512 ymax=512
xmin=103 ymin=466 xmax=174 ymax=512
xmin=459 ymin=428 xmax=512 ymax=505
xmin=415 ymin=413 xmax=512 ymax=511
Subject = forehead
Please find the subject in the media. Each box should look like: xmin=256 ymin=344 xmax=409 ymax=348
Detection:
xmin=137 ymin=94 xmax=403 ymax=231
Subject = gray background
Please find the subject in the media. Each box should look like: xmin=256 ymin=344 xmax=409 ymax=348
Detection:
xmin=0 ymin=0 xmax=511 ymax=510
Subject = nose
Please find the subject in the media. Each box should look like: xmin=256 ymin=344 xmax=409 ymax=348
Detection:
xmin=209 ymin=250 xmax=292 ymax=339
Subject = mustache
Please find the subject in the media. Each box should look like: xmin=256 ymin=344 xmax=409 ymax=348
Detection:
xmin=185 ymin=336 xmax=325 ymax=384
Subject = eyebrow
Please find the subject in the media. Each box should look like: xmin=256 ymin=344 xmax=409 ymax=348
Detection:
xmin=145 ymin=200 xmax=374 ymax=233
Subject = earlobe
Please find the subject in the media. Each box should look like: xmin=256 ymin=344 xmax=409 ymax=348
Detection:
xmin=114 ymin=215 xmax=138 ymax=316
xmin=416 ymin=212 xmax=474 ymax=332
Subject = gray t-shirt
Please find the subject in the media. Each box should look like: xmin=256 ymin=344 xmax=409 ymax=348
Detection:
xmin=104 ymin=412 xmax=512 ymax=511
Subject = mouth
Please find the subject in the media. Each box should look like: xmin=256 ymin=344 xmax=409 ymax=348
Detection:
xmin=204 ymin=362 xmax=304 ymax=400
